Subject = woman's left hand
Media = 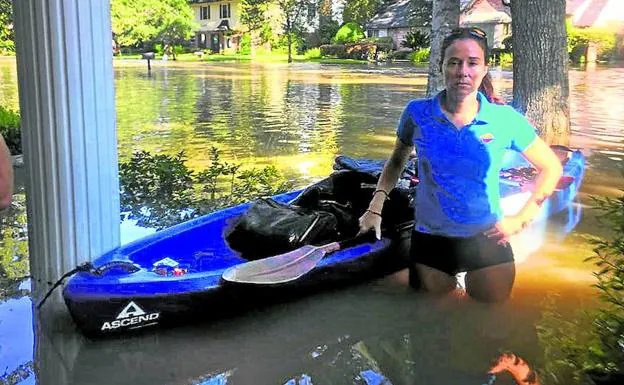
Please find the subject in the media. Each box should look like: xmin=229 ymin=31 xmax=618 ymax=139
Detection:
xmin=484 ymin=216 xmax=526 ymax=244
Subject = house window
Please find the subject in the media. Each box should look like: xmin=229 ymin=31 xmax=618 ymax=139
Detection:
xmin=200 ymin=6 xmax=210 ymax=20
xmin=219 ymin=3 xmax=231 ymax=19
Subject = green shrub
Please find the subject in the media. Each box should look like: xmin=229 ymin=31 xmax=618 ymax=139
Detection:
xmin=304 ymin=47 xmax=321 ymax=59
xmin=332 ymin=22 xmax=365 ymax=44
xmin=388 ymin=50 xmax=412 ymax=60
xmin=568 ymin=25 xmax=617 ymax=61
xmin=409 ymin=47 xmax=430 ymax=64
xmin=0 ymin=39 xmax=15 ymax=55
xmin=584 ymin=192 xmax=624 ymax=375
xmin=239 ymin=33 xmax=251 ymax=55
xmin=360 ymin=36 xmax=394 ymax=45
xmin=0 ymin=105 xmax=21 ymax=155
xmin=153 ymin=43 xmax=164 ymax=56
xmin=173 ymin=44 xmax=185 ymax=55
xmin=119 ymin=147 xmax=293 ymax=230
xmin=497 ymin=52 xmax=513 ymax=66
xmin=320 ymin=42 xmax=392 ymax=61
xmin=401 ymin=29 xmax=430 ymax=51
xmin=535 ymin=190 xmax=624 ymax=384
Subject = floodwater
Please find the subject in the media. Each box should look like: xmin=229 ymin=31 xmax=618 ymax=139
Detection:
xmin=1 ymin=58 xmax=623 ymax=385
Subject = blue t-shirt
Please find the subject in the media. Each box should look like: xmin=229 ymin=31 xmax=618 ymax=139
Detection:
xmin=396 ymin=91 xmax=537 ymax=237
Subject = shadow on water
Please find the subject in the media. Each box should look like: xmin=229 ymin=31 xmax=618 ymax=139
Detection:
xmin=1 ymin=60 xmax=623 ymax=384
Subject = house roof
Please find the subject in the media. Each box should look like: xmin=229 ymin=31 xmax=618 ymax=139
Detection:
xmin=566 ymin=0 xmax=586 ymax=14
xmin=567 ymin=0 xmax=614 ymax=27
xmin=460 ymin=0 xmax=511 ymax=24
xmin=366 ymin=0 xmax=414 ymax=29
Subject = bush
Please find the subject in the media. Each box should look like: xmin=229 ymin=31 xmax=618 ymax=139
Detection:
xmin=304 ymin=48 xmax=321 ymax=59
xmin=153 ymin=43 xmax=164 ymax=56
xmin=584 ymin=192 xmax=624 ymax=375
xmin=568 ymin=26 xmax=617 ymax=61
xmin=498 ymin=52 xmax=513 ymax=66
xmin=0 ymin=106 xmax=21 ymax=155
xmin=0 ymin=39 xmax=15 ymax=55
xmin=408 ymin=47 xmax=430 ymax=64
xmin=360 ymin=36 xmax=394 ymax=45
xmin=332 ymin=22 xmax=365 ymax=44
xmin=401 ymin=29 xmax=430 ymax=51
xmin=119 ymin=148 xmax=293 ymax=230
xmin=239 ymin=33 xmax=251 ymax=55
xmin=387 ymin=50 xmax=412 ymax=60
xmin=320 ymin=42 xmax=392 ymax=61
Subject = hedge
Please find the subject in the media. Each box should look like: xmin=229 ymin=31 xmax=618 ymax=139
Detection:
xmin=319 ymin=42 xmax=393 ymax=61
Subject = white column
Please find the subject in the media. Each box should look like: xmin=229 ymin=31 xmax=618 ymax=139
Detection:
xmin=13 ymin=0 xmax=120 ymax=298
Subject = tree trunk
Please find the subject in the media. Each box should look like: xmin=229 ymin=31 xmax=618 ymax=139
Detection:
xmin=510 ymin=0 xmax=570 ymax=145
xmin=287 ymin=19 xmax=293 ymax=63
xmin=427 ymin=0 xmax=460 ymax=96
xmin=250 ymin=30 xmax=259 ymax=58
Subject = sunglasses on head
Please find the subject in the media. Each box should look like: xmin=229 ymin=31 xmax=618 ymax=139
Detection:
xmin=447 ymin=27 xmax=487 ymax=40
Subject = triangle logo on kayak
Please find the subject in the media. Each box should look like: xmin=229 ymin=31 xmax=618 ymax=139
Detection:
xmin=116 ymin=301 xmax=146 ymax=319
xmin=101 ymin=301 xmax=160 ymax=332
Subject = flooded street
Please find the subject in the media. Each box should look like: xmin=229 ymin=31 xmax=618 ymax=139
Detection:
xmin=1 ymin=58 xmax=623 ymax=385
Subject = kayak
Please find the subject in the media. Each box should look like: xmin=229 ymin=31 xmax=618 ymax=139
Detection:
xmin=63 ymin=147 xmax=585 ymax=337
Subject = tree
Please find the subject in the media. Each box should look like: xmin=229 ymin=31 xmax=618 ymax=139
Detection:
xmin=276 ymin=0 xmax=314 ymax=63
xmin=510 ymin=0 xmax=570 ymax=145
xmin=0 ymin=0 xmax=14 ymax=54
xmin=342 ymin=0 xmax=388 ymax=28
xmin=239 ymin=0 xmax=272 ymax=57
xmin=426 ymin=0 xmax=459 ymax=96
xmin=111 ymin=0 xmax=197 ymax=53
xmin=408 ymin=0 xmax=433 ymax=28
xmin=317 ymin=0 xmax=340 ymax=45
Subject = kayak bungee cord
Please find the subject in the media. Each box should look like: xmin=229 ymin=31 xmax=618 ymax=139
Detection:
xmin=36 ymin=261 xmax=140 ymax=309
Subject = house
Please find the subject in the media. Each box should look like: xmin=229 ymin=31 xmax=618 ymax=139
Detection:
xmin=365 ymin=0 xmax=430 ymax=49
xmin=366 ymin=0 xmax=503 ymax=50
xmin=566 ymin=0 xmax=624 ymax=30
xmin=459 ymin=0 xmax=511 ymax=50
xmin=566 ymin=0 xmax=624 ymax=60
xmin=188 ymin=0 xmax=241 ymax=53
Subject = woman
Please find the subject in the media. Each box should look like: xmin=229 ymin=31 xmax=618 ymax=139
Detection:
xmin=358 ymin=27 xmax=563 ymax=302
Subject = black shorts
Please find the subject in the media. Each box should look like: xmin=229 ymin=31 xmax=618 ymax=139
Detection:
xmin=410 ymin=230 xmax=514 ymax=276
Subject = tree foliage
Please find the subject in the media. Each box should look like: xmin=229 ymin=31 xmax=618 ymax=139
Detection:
xmin=275 ymin=0 xmax=315 ymax=62
xmin=240 ymin=0 xmax=272 ymax=32
xmin=332 ymin=22 xmax=365 ymax=44
xmin=409 ymin=0 xmax=433 ymax=27
xmin=110 ymin=0 xmax=198 ymax=48
xmin=0 ymin=0 xmax=15 ymax=54
xmin=342 ymin=0 xmax=387 ymax=28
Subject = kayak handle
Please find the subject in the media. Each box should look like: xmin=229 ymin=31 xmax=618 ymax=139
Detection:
xmin=91 ymin=261 xmax=141 ymax=275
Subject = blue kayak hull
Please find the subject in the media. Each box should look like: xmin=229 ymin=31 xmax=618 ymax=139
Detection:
xmin=63 ymin=150 xmax=585 ymax=337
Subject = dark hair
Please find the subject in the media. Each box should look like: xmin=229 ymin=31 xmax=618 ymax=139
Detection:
xmin=439 ymin=27 xmax=504 ymax=105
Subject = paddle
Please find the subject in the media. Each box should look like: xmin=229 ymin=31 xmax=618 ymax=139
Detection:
xmin=221 ymin=231 xmax=377 ymax=285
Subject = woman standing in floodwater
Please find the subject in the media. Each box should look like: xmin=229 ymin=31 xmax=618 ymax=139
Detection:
xmin=358 ymin=27 xmax=563 ymax=302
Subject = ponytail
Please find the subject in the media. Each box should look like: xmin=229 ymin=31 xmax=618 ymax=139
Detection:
xmin=479 ymin=73 xmax=505 ymax=105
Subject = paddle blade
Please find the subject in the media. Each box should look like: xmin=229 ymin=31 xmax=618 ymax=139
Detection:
xmin=221 ymin=245 xmax=328 ymax=284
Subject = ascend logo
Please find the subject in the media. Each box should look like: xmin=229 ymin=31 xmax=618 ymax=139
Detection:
xmin=101 ymin=301 xmax=160 ymax=331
